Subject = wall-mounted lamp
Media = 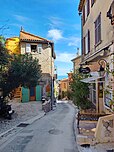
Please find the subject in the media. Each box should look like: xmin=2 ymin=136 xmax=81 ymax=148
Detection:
xmin=98 ymin=59 xmax=107 ymax=77
xmin=0 ymin=88 xmax=3 ymax=97
xmin=78 ymin=12 xmax=82 ymax=16
xmin=107 ymin=0 xmax=114 ymax=25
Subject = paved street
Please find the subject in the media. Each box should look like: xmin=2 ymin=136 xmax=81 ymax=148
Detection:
xmin=0 ymin=101 xmax=44 ymax=134
xmin=0 ymin=101 xmax=79 ymax=152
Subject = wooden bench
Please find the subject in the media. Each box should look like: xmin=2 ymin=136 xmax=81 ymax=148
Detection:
xmin=76 ymin=111 xmax=109 ymax=133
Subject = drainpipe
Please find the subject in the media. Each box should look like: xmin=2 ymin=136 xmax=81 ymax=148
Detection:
xmin=50 ymin=43 xmax=53 ymax=110
xmin=78 ymin=11 xmax=83 ymax=63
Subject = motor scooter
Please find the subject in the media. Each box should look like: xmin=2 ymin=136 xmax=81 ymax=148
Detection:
xmin=0 ymin=96 xmax=14 ymax=120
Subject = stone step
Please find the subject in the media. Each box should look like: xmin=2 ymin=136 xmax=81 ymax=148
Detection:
xmin=76 ymin=134 xmax=96 ymax=146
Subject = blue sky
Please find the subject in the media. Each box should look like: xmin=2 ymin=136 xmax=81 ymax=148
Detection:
xmin=0 ymin=0 xmax=81 ymax=79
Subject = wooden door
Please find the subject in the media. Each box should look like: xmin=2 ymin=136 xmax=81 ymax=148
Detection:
xmin=30 ymin=87 xmax=36 ymax=101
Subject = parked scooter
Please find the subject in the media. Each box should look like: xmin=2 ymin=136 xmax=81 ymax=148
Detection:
xmin=41 ymin=96 xmax=46 ymax=104
xmin=0 ymin=96 xmax=14 ymax=120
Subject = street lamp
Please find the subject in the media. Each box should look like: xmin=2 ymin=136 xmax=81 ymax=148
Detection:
xmin=48 ymin=42 xmax=54 ymax=110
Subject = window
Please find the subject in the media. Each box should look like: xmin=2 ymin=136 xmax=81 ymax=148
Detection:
xmin=82 ymin=6 xmax=85 ymax=25
xmin=87 ymin=0 xmax=90 ymax=16
xmin=83 ymin=30 xmax=90 ymax=54
xmin=85 ymin=0 xmax=90 ymax=21
xmin=31 ymin=45 xmax=37 ymax=52
xmin=26 ymin=43 xmax=31 ymax=53
xmin=64 ymin=83 xmax=66 ymax=89
xmin=91 ymin=0 xmax=95 ymax=7
xmin=92 ymin=83 xmax=96 ymax=104
xmin=105 ymin=91 xmax=112 ymax=107
xmin=82 ymin=37 xmax=85 ymax=55
xmin=95 ymin=13 xmax=101 ymax=45
xmin=38 ymin=44 xmax=42 ymax=54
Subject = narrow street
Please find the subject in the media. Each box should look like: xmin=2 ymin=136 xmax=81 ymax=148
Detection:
xmin=0 ymin=101 xmax=79 ymax=152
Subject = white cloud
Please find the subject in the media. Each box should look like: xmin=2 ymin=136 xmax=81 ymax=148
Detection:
xmin=47 ymin=29 xmax=63 ymax=41
xmin=14 ymin=15 xmax=29 ymax=22
xmin=10 ymin=23 xmax=21 ymax=28
xmin=68 ymin=37 xmax=81 ymax=47
xmin=56 ymin=52 xmax=76 ymax=63
xmin=57 ymin=66 xmax=73 ymax=76
xmin=49 ymin=16 xmax=64 ymax=28
xmin=58 ymin=67 xmax=69 ymax=76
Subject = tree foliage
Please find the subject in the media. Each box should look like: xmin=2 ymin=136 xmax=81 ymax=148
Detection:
xmin=70 ymin=69 xmax=91 ymax=110
xmin=0 ymin=38 xmax=42 ymax=99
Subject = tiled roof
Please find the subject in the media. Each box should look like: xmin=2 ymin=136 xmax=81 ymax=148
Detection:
xmin=60 ymin=78 xmax=68 ymax=82
xmin=20 ymin=30 xmax=52 ymax=43
xmin=71 ymin=55 xmax=81 ymax=62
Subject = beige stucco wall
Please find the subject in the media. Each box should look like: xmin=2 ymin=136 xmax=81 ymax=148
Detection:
xmin=95 ymin=114 xmax=114 ymax=143
xmin=20 ymin=42 xmax=55 ymax=97
xmin=20 ymin=42 xmax=54 ymax=77
xmin=83 ymin=0 xmax=114 ymax=55
xmin=81 ymin=0 xmax=114 ymax=113
xmin=72 ymin=56 xmax=81 ymax=72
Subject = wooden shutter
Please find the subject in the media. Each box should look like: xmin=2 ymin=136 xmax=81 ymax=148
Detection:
xmin=37 ymin=44 xmax=42 ymax=54
xmin=91 ymin=0 xmax=94 ymax=7
xmin=83 ymin=37 xmax=85 ymax=55
xmin=87 ymin=0 xmax=90 ymax=16
xmin=26 ymin=43 xmax=31 ymax=53
xmin=88 ymin=30 xmax=90 ymax=52
xmin=83 ymin=6 xmax=85 ymax=25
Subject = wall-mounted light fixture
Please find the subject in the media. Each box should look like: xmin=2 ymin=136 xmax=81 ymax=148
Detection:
xmin=98 ymin=59 xmax=107 ymax=77
xmin=0 ymin=88 xmax=3 ymax=97
xmin=107 ymin=0 xmax=114 ymax=25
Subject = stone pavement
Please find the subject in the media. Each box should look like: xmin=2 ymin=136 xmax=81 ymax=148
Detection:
xmin=75 ymin=116 xmax=114 ymax=152
xmin=0 ymin=100 xmax=45 ymax=135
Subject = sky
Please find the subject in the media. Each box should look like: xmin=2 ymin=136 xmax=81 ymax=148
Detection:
xmin=0 ymin=0 xmax=81 ymax=80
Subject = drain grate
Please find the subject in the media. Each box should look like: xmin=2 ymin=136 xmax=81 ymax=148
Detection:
xmin=17 ymin=123 xmax=29 ymax=127
xmin=80 ymin=144 xmax=90 ymax=148
xmin=107 ymin=150 xmax=114 ymax=152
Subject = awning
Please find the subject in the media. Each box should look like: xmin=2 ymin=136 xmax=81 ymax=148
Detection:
xmin=80 ymin=76 xmax=102 ymax=83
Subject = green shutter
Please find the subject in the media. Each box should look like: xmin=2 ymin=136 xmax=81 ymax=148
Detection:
xmin=36 ymin=85 xmax=41 ymax=101
xmin=22 ymin=87 xmax=29 ymax=102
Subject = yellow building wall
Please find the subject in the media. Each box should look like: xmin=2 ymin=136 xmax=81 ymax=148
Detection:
xmin=5 ymin=37 xmax=21 ymax=100
xmin=6 ymin=37 xmax=20 ymax=54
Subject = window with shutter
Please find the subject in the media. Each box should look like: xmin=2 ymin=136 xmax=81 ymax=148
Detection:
xmin=91 ymin=0 xmax=95 ymax=7
xmin=26 ymin=43 xmax=31 ymax=53
xmin=88 ymin=30 xmax=90 ymax=53
xmin=83 ymin=6 xmax=85 ymax=25
xmin=83 ymin=37 xmax=86 ymax=55
xmin=31 ymin=45 xmax=37 ymax=52
xmin=87 ymin=0 xmax=90 ymax=16
xmin=38 ymin=44 xmax=42 ymax=54
xmin=95 ymin=13 xmax=101 ymax=45
xmin=84 ymin=30 xmax=90 ymax=54
xmin=85 ymin=1 xmax=87 ymax=20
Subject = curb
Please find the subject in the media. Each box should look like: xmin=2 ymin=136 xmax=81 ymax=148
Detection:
xmin=0 ymin=111 xmax=45 ymax=139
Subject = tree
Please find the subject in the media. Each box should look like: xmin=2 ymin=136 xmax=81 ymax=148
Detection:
xmin=0 ymin=40 xmax=42 ymax=99
xmin=70 ymin=69 xmax=91 ymax=110
xmin=0 ymin=37 xmax=11 ymax=94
